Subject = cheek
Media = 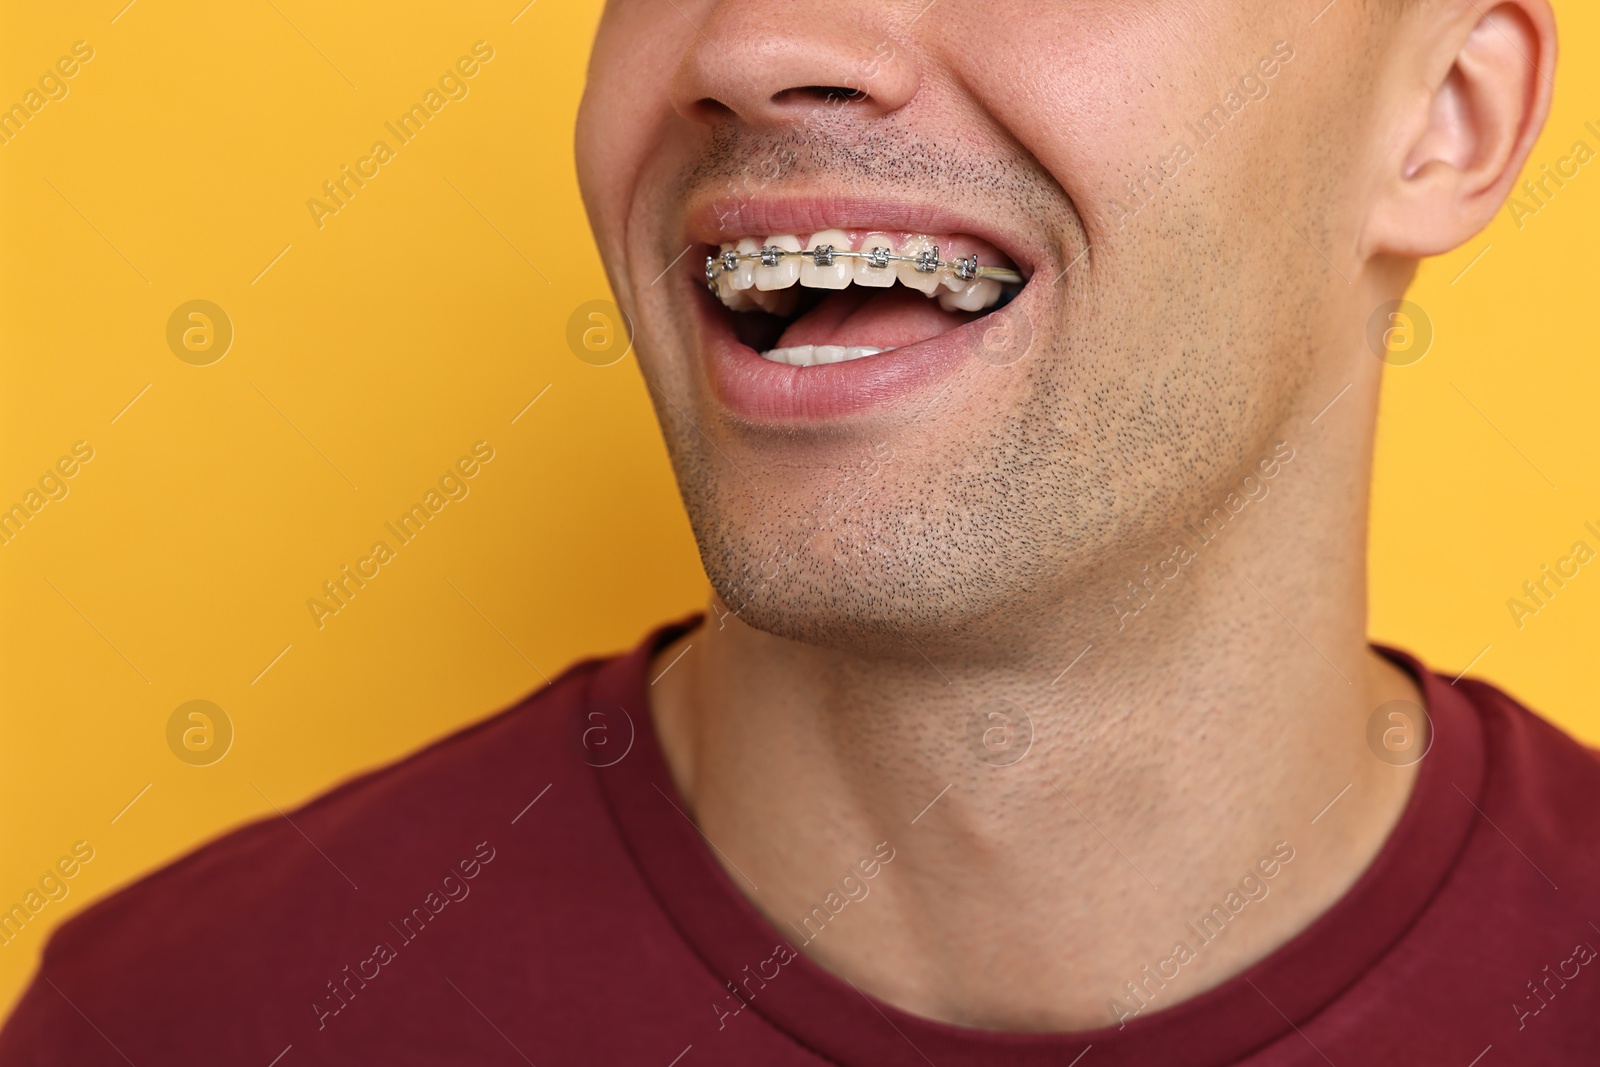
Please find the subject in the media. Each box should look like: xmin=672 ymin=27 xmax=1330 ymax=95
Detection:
xmin=577 ymin=8 xmax=689 ymax=254
xmin=960 ymin=10 xmax=1208 ymax=238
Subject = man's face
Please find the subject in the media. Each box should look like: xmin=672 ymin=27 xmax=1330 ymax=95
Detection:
xmin=576 ymin=1 xmax=1387 ymax=657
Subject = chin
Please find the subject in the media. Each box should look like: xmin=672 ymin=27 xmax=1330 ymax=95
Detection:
xmin=692 ymin=510 xmax=1046 ymax=658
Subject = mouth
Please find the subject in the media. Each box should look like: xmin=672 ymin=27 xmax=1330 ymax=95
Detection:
xmin=703 ymin=230 xmax=1027 ymax=369
xmin=684 ymin=206 xmax=1035 ymax=421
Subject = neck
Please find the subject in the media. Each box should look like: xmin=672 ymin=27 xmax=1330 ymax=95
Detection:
xmin=648 ymin=396 xmax=1422 ymax=1032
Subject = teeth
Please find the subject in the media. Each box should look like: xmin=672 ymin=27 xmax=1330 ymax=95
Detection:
xmin=714 ymin=245 xmax=757 ymax=310
xmin=854 ymin=233 xmax=898 ymax=287
xmin=753 ymin=235 xmax=802 ymax=290
xmin=707 ymin=232 xmax=1024 ymax=319
xmin=748 ymin=286 xmax=799 ymax=316
xmin=729 ymin=238 xmax=759 ymax=290
xmin=893 ymin=235 xmax=943 ymax=294
xmin=800 ymin=230 xmax=853 ymax=290
xmin=715 ymin=271 xmax=758 ymax=311
xmin=760 ymin=345 xmax=891 ymax=367
xmin=938 ymin=278 xmax=1001 ymax=312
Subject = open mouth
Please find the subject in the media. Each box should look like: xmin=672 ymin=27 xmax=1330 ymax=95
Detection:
xmin=700 ymin=229 xmax=1029 ymax=369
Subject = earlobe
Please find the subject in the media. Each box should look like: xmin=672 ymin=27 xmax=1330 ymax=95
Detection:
xmin=1365 ymin=0 xmax=1556 ymax=259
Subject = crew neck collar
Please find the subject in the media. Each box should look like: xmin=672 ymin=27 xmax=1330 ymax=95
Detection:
xmin=589 ymin=616 xmax=1485 ymax=1066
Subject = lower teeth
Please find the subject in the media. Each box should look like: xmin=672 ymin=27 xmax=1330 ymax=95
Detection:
xmin=760 ymin=345 xmax=893 ymax=367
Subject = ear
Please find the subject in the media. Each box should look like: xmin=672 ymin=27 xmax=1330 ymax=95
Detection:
xmin=1364 ymin=0 xmax=1556 ymax=258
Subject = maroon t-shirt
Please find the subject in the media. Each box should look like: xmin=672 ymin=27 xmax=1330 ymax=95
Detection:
xmin=4 ymin=617 xmax=1599 ymax=1065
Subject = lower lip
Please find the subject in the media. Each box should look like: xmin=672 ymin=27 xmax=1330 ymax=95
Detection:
xmin=695 ymin=285 xmax=992 ymax=422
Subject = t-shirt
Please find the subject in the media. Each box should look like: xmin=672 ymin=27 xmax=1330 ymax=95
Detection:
xmin=4 ymin=616 xmax=1599 ymax=1066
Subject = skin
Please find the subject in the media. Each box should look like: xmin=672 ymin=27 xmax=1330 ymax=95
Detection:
xmin=576 ymin=0 xmax=1555 ymax=1032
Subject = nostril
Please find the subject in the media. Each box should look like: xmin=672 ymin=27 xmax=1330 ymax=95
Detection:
xmin=771 ymin=85 xmax=868 ymax=107
xmin=684 ymin=97 xmax=739 ymax=125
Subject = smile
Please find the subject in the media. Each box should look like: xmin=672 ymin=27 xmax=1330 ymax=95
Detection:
xmin=700 ymin=229 xmax=1028 ymax=369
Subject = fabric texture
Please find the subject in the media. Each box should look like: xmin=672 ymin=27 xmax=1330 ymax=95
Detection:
xmin=3 ymin=616 xmax=1598 ymax=1065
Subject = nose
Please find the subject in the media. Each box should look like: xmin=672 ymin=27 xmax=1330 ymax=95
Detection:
xmin=669 ymin=1 xmax=920 ymax=128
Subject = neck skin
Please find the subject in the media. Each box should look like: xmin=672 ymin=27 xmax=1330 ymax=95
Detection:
xmin=648 ymin=370 xmax=1423 ymax=1033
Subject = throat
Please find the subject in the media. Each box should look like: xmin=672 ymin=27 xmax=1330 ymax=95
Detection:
xmin=645 ymin=614 xmax=1422 ymax=1033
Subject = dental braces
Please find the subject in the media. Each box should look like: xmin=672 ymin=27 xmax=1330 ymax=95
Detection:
xmin=704 ymin=244 xmax=1025 ymax=290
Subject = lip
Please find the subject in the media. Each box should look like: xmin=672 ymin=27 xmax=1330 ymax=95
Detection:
xmin=682 ymin=196 xmax=1040 ymax=424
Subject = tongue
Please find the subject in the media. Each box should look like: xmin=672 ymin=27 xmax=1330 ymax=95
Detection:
xmin=775 ymin=287 xmax=978 ymax=351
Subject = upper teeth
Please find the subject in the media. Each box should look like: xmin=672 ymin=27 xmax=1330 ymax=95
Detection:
xmin=705 ymin=233 xmax=1023 ymax=314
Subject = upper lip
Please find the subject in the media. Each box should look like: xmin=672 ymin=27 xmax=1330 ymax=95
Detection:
xmin=684 ymin=194 xmax=1039 ymax=280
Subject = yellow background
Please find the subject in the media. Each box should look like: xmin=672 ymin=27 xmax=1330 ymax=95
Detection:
xmin=0 ymin=0 xmax=1595 ymax=1017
